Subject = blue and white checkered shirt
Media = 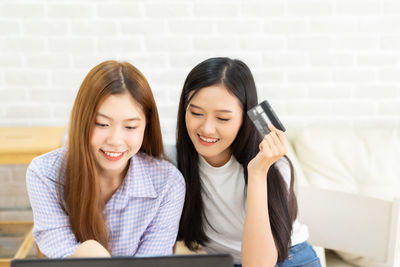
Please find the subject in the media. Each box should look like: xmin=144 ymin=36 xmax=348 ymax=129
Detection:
xmin=26 ymin=147 xmax=185 ymax=258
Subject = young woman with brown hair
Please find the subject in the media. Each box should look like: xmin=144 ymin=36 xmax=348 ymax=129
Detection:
xmin=26 ymin=60 xmax=185 ymax=258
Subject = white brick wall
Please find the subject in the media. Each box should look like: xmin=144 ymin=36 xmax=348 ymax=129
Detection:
xmin=0 ymin=0 xmax=399 ymax=145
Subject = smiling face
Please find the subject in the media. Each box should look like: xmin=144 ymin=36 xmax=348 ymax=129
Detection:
xmin=185 ymin=84 xmax=243 ymax=167
xmin=90 ymin=93 xmax=146 ymax=179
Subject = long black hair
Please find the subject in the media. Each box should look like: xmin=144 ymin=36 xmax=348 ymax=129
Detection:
xmin=176 ymin=57 xmax=298 ymax=263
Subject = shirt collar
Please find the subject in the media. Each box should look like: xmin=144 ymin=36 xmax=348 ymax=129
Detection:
xmin=112 ymin=153 xmax=157 ymax=210
xmin=199 ymin=154 xmax=235 ymax=174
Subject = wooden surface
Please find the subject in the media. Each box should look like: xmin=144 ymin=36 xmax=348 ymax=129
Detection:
xmin=0 ymin=260 xmax=10 ymax=267
xmin=0 ymin=127 xmax=65 ymax=164
xmin=13 ymin=227 xmax=34 ymax=259
xmin=0 ymin=221 xmax=37 ymax=267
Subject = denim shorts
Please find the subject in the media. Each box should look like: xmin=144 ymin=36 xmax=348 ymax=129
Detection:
xmin=234 ymin=241 xmax=321 ymax=267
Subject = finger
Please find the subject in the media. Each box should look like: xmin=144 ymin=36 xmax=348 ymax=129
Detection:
xmin=268 ymin=123 xmax=284 ymax=136
xmin=268 ymin=124 xmax=281 ymax=140
xmin=264 ymin=134 xmax=278 ymax=156
xmin=275 ymin=129 xmax=286 ymax=146
xmin=272 ymin=130 xmax=287 ymax=153
xmin=269 ymin=130 xmax=280 ymax=147
xmin=259 ymin=141 xmax=270 ymax=159
xmin=259 ymin=137 xmax=272 ymax=157
xmin=268 ymin=125 xmax=287 ymax=152
xmin=268 ymin=123 xmax=279 ymax=132
xmin=268 ymin=130 xmax=287 ymax=157
xmin=259 ymin=137 xmax=269 ymax=152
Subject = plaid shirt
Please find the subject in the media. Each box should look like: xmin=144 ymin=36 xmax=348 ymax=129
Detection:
xmin=26 ymin=147 xmax=185 ymax=258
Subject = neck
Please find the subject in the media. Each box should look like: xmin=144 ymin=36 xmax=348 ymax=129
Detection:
xmin=98 ymin=171 xmax=123 ymax=185
xmin=203 ymin=149 xmax=232 ymax=167
xmin=97 ymin=165 xmax=129 ymax=203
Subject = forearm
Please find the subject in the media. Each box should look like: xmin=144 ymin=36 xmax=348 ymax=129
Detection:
xmin=242 ymin=172 xmax=277 ymax=267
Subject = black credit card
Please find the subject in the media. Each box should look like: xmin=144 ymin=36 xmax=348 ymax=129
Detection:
xmin=247 ymin=100 xmax=286 ymax=136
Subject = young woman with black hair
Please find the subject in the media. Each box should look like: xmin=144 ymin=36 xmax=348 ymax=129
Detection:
xmin=176 ymin=57 xmax=320 ymax=267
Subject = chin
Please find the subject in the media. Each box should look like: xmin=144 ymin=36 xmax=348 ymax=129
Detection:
xmin=197 ymin=149 xmax=219 ymax=159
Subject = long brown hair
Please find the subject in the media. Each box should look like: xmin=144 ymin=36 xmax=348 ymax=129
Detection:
xmin=62 ymin=60 xmax=164 ymax=251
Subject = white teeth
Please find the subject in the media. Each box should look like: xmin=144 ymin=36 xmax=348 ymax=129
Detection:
xmin=104 ymin=151 xmax=123 ymax=157
xmin=199 ymin=135 xmax=218 ymax=143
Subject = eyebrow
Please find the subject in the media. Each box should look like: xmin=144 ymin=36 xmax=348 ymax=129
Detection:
xmin=189 ymin=103 xmax=232 ymax=113
xmin=96 ymin=112 xmax=141 ymax=121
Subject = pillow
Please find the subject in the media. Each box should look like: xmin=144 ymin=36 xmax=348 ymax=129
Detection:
xmin=291 ymin=128 xmax=400 ymax=201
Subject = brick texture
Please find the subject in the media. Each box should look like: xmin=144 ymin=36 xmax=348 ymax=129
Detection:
xmin=0 ymin=0 xmax=400 ymax=214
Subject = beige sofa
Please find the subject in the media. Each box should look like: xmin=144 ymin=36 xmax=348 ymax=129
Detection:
xmin=287 ymin=128 xmax=400 ymax=267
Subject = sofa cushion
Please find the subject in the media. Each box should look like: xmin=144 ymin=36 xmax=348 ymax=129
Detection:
xmin=290 ymin=128 xmax=400 ymax=201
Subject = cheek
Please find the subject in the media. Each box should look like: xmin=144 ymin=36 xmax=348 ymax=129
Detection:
xmin=138 ymin=126 xmax=146 ymax=142
xmin=90 ymin=128 xmax=105 ymax=147
xmin=128 ymin=126 xmax=146 ymax=147
xmin=223 ymin=120 xmax=242 ymax=141
xmin=185 ymin=113 xmax=195 ymax=134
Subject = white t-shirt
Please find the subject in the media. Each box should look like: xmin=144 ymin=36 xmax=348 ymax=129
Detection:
xmin=199 ymin=155 xmax=309 ymax=264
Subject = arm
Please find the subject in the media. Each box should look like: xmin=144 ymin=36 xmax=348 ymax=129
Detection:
xmin=27 ymin=158 xmax=111 ymax=258
xmin=26 ymin=159 xmax=80 ymax=258
xmin=135 ymin=167 xmax=186 ymax=255
xmin=242 ymin=124 xmax=287 ymax=267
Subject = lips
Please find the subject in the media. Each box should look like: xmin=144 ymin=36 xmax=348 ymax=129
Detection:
xmin=100 ymin=149 xmax=125 ymax=161
xmin=197 ymin=134 xmax=219 ymax=146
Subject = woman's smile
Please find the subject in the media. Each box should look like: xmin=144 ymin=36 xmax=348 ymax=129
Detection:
xmin=100 ymin=149 xmax=126 ymax=161
xmin=198 ymin=134 xmax=220 ymax=145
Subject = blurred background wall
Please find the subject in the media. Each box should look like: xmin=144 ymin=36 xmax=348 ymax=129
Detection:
xmin=1 ymin=0 xmax=400 ymax=219
xmin=1 ymin=0 xmax=400 ymax=143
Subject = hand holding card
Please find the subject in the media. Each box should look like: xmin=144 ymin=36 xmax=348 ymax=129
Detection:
xmin=247 ymin=100 xmax=286 ymax=137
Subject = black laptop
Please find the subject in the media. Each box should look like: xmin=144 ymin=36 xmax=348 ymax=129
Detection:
xmin=11 ymin=254 xmax=233 ymax=267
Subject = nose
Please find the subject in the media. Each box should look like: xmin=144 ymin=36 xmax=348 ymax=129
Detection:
xmin=200 ymin=117 xmax=216 ymax=135
xmin=106 ymin=126 xmax=124 ymax=147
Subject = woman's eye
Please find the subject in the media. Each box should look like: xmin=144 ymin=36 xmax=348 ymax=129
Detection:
xmin=217 ymin=118 xmax=230 ymax=122
xmin=191 ymin=111 xmax=202 ymax=116
xmin=126 ymin=126 xmax=137 ymax=130
xmin=95 ymin=122 xmax=108 ymax=127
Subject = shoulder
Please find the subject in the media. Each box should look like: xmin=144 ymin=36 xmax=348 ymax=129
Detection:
xmin=26 ymin=147 xmax=67 ymax=197
xmin=27 ymin=147 xmax=67 ymax=183
xmin=135 ymin=152 xmax=185 ymax=190
xmin=30 ymin=147 xmax=67 ymax=166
